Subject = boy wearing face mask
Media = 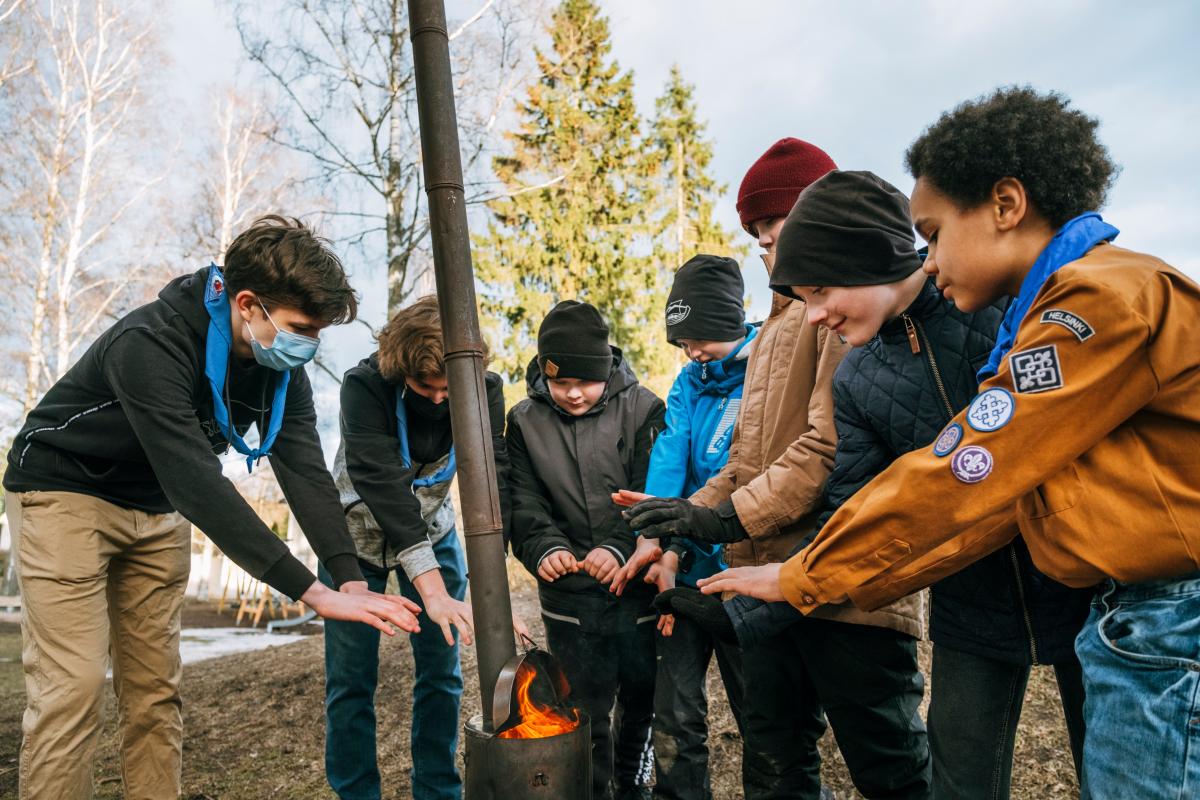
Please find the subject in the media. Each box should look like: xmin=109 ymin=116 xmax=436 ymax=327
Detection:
xmin=3 ymin=215 xmax=420 ymax=800
xmin=508 ymin=300 xmax=665 ymax=800
xmin=322 ymin=294 xmax=511 ymax=800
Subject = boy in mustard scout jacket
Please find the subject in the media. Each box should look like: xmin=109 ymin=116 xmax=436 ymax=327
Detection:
xmin=702 ymin=87 xmax=1200 ymax=799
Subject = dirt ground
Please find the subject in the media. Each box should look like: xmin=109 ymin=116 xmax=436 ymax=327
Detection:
xmin=0 ymin=569 xmax=1079 ymax=799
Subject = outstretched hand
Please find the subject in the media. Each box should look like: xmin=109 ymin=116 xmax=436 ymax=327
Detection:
xmin=303 ymin=581 xmax=422 ymax=636
xmin=696 ymin=563 xmax=786 ymax=602
xmin=609 ymin=535 xmax=662 ymax=595
xmin=623 ymin=497 xmax=747 ymax=544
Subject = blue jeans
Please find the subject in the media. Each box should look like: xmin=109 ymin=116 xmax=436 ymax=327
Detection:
xmin=320 ymin=532 xmax=468 ymax=800
xmin=1075 ymin=571 xmax=1200 ymax=799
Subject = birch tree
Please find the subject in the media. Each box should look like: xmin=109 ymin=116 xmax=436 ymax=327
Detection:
xmin=0 ymin=0 xmax=171 ymax=412
xmin=231 ymin=0 xmax=540 ymax=314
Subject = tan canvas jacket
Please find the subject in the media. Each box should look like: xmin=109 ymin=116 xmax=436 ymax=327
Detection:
xmin=692 ymin=293 xmax=925 ymax=638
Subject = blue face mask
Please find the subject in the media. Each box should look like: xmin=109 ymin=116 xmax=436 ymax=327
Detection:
xmin=247 ymin=302 xmax=319 ymax=371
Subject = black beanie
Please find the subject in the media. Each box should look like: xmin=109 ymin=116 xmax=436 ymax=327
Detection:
xmin=769 ymin=170 xmax=921 ymax=298
xmin=537 ymin=300 xmax=613 ymax=382
xmin=665 ymin=255 xmax=746 ymax=345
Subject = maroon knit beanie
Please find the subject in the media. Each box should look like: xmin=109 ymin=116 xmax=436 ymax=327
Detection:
xmin=736 ymin=138 xmax=838 ymax=233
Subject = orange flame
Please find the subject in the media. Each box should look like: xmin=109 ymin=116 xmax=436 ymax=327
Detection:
xmin=497 ymin=664 xmax=580 ymax=739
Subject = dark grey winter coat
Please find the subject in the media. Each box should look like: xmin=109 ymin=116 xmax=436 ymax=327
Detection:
xmin=507 ymin=348 xmax=665 ymax=632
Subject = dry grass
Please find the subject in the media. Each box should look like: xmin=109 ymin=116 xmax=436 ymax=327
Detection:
xmin=0 ymin=573 xmax=1078 ymax=799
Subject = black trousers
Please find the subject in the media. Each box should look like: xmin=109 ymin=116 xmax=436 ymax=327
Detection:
xmin=740 ymin=616 xmax=931 ymax=800
xmin=652 ymin=613 xmax=747 ymax=800
xmin=544 ymin=614 xmax=657 ymax=800
xmin=928 ymin=645 xmax=1086 ymax=799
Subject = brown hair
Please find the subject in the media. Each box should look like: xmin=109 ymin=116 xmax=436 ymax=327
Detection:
xmin=376 ymin=295 xmax=491 ymax=383
xmin=223 ymin=215 xmax=358 ymax=324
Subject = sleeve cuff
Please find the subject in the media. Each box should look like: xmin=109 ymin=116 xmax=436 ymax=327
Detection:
xmin=397 ymin=541 xmax=440 ymax=582
xmin=730 ymin=488 xmax=779 ymax=540
xmin=600 ymin=544 xmax=628 ymax=566
xmin=324 ymin=553 xmax=365 ymax=588
xmin=778 ymin=555 xmax=825 ymax=614
xmin=261 ymin=555 xmax=320 ymax=602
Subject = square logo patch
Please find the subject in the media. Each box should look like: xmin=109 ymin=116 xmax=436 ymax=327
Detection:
xmin=1009 ymin=344 xmax=1063 ymax=394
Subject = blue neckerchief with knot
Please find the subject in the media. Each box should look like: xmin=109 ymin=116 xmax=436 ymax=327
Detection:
xmin=395 ymin=387 xmax=457 ymax=488
xmin=203 ymin=264 xmax=291 ymax=472
xmin=978 ymin=213 xmax=1119 ymax=382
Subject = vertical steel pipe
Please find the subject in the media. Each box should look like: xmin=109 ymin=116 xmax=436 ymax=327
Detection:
xmin=407 ymin=0 xmax=516 ymax=730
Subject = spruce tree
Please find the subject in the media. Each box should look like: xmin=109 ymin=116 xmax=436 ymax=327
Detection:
xmin=474 ymin=0 xmax=662 ymax=388
xmin=650 ymin=65 xmax=743 ymax=264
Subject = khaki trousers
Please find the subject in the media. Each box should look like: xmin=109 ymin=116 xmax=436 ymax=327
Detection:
xmin=6 ymin=490 xmax=191 ymax=800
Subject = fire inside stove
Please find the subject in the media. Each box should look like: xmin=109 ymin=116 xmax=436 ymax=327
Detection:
xmin=497 ymin=661 xmax=581 ymax=739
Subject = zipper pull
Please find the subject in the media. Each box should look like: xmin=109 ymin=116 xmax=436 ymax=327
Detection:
xmin=903 ymin=315 xmax=921 ymax=354
xmin=701 ymin=362 xmax=708 ymax=381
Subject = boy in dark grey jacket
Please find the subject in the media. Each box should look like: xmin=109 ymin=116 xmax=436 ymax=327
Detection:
xmin=508 ymin=300 xmax=665 ymax=800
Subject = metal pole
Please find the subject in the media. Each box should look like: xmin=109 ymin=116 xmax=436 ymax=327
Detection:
xmin=407 ymin=0 xmax=516 ymax=731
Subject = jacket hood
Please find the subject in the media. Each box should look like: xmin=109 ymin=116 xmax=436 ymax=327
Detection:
xmin=682 ymin=323 xmax=758 ymax=396
xmin=159 ymin=266 xmax=219 ymax=340
xmin=524 ymin=345 xmax=638 ymax=417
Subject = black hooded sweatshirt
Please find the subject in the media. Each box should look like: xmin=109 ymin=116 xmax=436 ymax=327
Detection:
xmin=507 ymin=349 xmax=665 ymax=630
xmin=4 ymin=266 xmax=362 ymax=599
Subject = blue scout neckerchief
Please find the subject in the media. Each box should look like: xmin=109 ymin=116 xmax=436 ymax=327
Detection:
xmin=978 ymin=213 xmax=1119 ymax=382
xmin=203 ymin=264 xmax=291 ymax=472
xmin=395 ymin=387 xmax=457 ymax=488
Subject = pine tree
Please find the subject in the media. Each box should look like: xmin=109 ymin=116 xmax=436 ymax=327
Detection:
xmin=637 ymin=66 xmax=747 ymax=394
xmin=474 ymin=0 xmax=663 ymax=389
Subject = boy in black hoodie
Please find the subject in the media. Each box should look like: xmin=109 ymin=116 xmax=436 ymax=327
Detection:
xmin=508 ymin=300 xmax=665 ymax=800
xmin=3 ymin=216 xmax=418 ymax=800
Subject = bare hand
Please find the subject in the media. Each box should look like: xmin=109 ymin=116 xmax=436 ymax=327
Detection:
xmin=612 ymin=489 xmax=653 ymax=508
xmin=581 ymin=547 xmax=621 ymax=586
xmin=512 ymin=610 xmax=533 ymax=641
xmin=537 ymin=550 xmax=579 ymax=582
xmin=696 ymin=563 xmax=786 ymax=602
xmin=645 ymin=551 xmax=679 ymax=595
xmin=302 ymin=581 xmax=421 ymax=635
xmin=610 ymin=536 xmax=662 ymax=596
xmin=422 ymin=592 xmax=475 ymax=647
xmin=657 ymin=613 xmax=675 ymax=637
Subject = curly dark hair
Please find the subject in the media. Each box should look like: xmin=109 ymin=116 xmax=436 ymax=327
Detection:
xmin=905 ymin=86 xmax=1119 ymax=227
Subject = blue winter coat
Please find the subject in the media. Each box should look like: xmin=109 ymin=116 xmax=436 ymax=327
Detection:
xmin=645 ymin=324 xmax=758 ymax=586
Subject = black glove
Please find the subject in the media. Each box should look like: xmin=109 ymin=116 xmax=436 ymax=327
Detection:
xmin=653 ymin=587 xmax=738 ymax=644
xmin=623 ymin=497 xmax=747 ymax=544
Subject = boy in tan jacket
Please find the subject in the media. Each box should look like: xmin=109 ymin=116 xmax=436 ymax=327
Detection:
xmin=627 ymin=139 xmax=930 ymax=800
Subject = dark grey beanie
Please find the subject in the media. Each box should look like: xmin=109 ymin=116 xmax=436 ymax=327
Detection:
xmin=769 ymin=170 xmax=921 ymax=298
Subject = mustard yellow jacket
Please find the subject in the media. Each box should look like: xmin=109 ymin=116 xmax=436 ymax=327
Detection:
xmin=781 ymin=245 xmax=1200 ymax=614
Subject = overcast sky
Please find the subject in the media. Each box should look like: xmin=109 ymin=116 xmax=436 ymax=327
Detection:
xmin=167 ymin=0 xmax=1199 ymax=376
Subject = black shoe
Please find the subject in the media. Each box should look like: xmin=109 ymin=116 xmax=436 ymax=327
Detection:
xmin=656 ymin=587 xmax=738 ymax=644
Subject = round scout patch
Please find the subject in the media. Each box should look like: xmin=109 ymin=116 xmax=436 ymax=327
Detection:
xmin=966 ymin=388 xmax=1015 ymax=433
xmin=932 ymin=423 xmax=963 ymax=457
xmin=950 ymin=445 xmax=994 ymax=484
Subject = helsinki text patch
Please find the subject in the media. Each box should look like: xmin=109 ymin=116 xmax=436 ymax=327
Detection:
xmin=1040 ymin=309 xmax=1094 ymax=341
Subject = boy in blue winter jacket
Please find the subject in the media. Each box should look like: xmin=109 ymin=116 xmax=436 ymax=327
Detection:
xmin=610 ymin=255 xmax=757 ymax=800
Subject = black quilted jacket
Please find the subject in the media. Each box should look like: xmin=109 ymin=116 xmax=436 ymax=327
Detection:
xmin=815 ymin=280 xmax=1092 ymax=665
